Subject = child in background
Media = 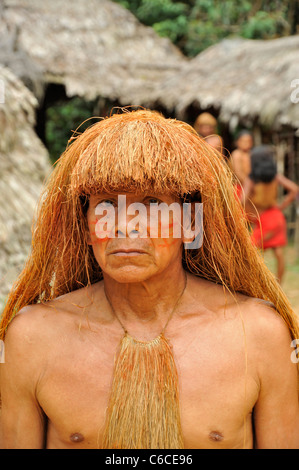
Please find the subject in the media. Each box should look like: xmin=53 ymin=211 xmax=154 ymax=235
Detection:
xmin=229 ymin=130 xmax=254 ymax=198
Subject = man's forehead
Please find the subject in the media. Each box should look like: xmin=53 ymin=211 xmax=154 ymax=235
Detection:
xmin=89 ymin=191 xmax=181 ymax=201
xmin=89 ymin=190 xmax=178 ymax=197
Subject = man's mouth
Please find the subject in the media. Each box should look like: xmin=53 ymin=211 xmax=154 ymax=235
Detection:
xmin=109 ymin=249 xmax=148 ymax=256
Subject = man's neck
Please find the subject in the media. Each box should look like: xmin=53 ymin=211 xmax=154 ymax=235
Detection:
xmin=102 ymin=268 xmax=187 ymax=340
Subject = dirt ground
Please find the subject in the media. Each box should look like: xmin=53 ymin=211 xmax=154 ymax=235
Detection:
xmin=263 ymin=245 xmax=299 ymax=317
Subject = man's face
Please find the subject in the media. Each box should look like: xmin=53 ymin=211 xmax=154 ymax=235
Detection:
xmin=197 ymin=124 xmax=216 ymax=137
xmin=237 ymin=134 xmax=253 ymax=152
xmin=87 ymin=192 xmax=187 ymax=283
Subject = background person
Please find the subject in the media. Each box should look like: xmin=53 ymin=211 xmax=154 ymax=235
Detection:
xmin=193 ymin=112 xmax=217 ymax=138
xmin=205 ymin=134 xmax=224 ymax=154
xmin=229 ymin=130 xmax=254 ymax=198
xmin=243 ymin=145 xmax=299 ymax=284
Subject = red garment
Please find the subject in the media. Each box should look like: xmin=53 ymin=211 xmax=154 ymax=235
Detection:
xmin=235 ymin=183 xmax=243 ymax=200
xmin=251 ymin=206 xmax=287 ymax=249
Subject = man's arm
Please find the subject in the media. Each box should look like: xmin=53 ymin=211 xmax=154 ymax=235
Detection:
xmin=0 ymin=312 xmax=46 ymax=448
xmin=276 ymin=174 xmax=299 ymax=211
xmin=252 ymin=306 xmax=299 ymax=449
xmin=229 ymin=150 xmax=251 ymax=184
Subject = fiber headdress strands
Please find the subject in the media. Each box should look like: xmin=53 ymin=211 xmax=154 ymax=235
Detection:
xmin=0 ymin=109 xmax=299 ymax=383
xmin=102 ymin=274 xmax=187 ymax=449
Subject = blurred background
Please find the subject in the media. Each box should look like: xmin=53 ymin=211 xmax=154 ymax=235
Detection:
xmin=0 ymin=0 xmax=299 ymax=313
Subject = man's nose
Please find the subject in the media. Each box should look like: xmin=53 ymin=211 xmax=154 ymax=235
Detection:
xmin=115 ymin=203 xmax=147 ymax=238
xmin=115 ymin=227 xmax=141 ymax=238
xmin=115 ymin=217 xmax=147 ymax=238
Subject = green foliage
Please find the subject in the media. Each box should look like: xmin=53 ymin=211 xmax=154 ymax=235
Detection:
xmin=153 ymin=15 xmax=189 ymax=43
xmin=241 ymin=10 xmax=287 ymax=39
xmin=135 ymin=0 xmax=188 ymax=24
xmin=113 ymin=0 xmax=297 ymax=56
xmin=45 ymin=97 xmax=97 ymax=163
xmin=116 ymin=0 xmax=188 ymax=24
xmin=116 ymin=0 xmax=189 ymax=45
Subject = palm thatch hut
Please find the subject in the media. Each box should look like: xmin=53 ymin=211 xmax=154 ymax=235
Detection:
xmin=0 ymin=65 xmax=51 ymax=310
xmin=0 ymin=0 xmax=185 ymax=105
xmin=149 ymin=35 xmax=299 ymax=132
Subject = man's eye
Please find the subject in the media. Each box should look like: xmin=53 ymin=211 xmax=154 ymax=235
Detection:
xmin=145 ymin=198 xmax=161 ymax=205
xmin=99 ymin=199 xmax=116 ymax=206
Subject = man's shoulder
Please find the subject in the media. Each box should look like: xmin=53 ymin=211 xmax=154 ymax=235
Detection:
xmin=4 ymin=302 xmax=59 ymax=351
xmin=220 ymin=290 xmax=294 ymax=365
xmin=228 ymin=292 xmax=291 ymax=335
xmin=1 ymin=303 xmax=55 ymax=380
xmin=241 ymin=296 xmax=289 ymax=331
xmin=234 ymin=295 xmax=295 ymax=362
xmin=190 ymin=275 xmax=291 ymax=337
xmin=230 ymin=149 xmax=242 ymax=159
xmin=4 ymin=282 xmax=104 ymax=343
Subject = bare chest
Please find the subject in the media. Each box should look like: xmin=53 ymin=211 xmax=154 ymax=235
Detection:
xmin=37 ymin=328 xmax=258 ymax=449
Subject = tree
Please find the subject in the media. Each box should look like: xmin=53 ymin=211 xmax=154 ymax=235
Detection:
xmin=113 ymin=0 xmax=299 ymax=56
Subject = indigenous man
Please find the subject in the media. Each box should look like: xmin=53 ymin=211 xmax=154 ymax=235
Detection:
xmin=0 ymin=110 xmax=299 ymax=449
xmin=243 ymin=145 xmax=299 ymax=284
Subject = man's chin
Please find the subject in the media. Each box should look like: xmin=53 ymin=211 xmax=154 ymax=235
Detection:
xmin=102 ymin=265 xmax=156 ymax=284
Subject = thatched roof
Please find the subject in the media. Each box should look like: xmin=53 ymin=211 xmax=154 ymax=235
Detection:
xmin=0 ymin=65 xmax=51 ymax=309
xmin=149 ymin=35 xmax=299 ymax=131
xmin=0 ymin=0 xmax=186 ymax=104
